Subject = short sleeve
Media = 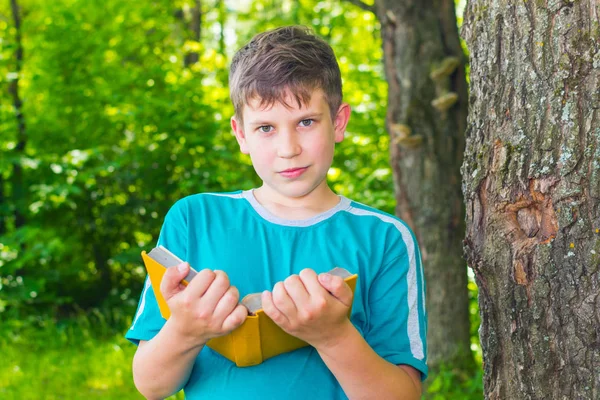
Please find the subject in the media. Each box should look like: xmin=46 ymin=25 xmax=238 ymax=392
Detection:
xmin=364 ymin=228 xmax=428 ymax=380
xmin=125 ymin=199 xmax=189 ymax=345
xmin=125 ymin=276 xmax=164 ymax=344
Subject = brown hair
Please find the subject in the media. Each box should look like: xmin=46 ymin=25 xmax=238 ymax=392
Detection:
xmin=229 ymin=26 xmax=342 ymax=123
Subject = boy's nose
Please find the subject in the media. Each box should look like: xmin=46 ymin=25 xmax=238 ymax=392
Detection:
xmin=277 ymin=131 xmax=302 ymax=158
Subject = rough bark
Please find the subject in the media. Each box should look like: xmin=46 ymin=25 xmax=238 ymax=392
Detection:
xmin=370 ymin=0 xmax=473 ymax=370
xmin=462 ymin=0 xmax=600 ymax=398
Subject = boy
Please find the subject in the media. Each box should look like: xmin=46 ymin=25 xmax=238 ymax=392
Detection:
xmin=126 ymin=26 xmax=427 ymax=399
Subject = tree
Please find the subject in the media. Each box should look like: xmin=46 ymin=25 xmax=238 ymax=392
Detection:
xmin=347 ymin=0 xmax=474 ymax=371
xmin=0 ymin=0 xmax=244 ymax=313
xmin=462 ymin=1 xmax=600 ymax=398
xmin=175 ymin=0 xmax=202 ymax=66
xmin=8 ymin=0 xmax=26 ymax=230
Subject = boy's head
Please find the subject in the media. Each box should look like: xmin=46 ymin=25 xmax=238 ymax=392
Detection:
xmin=229 ymin=26 xmax=342 ymax=123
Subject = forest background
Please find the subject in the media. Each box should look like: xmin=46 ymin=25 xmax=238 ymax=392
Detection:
xmin=0 ymin=0 xmax=482 ymax=399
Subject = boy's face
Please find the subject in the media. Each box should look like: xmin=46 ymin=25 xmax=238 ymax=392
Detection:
xmin=231 ymin=88 xmax=350 ymax=202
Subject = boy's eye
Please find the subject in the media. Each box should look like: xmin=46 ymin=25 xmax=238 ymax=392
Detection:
xmin=299 ymin=119 xmax=313 ymax=127
xmin=258 ymin=125 xmax=273 ymax=133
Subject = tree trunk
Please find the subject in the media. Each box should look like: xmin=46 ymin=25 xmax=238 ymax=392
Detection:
xmin=0 ymin=175 xmax=5 ymax=236
xmin=462 ymin=1 xmax=600 ymax=398
xmin=368 ymin=0 xmax=473 ymax=371
xmin=217 ymin=0 xmax=226 ymax=56
xmin=9 ymin=0 xmax=26 ymax=229
xmin=184 ymin=0 xmax=202 ymax=67
xmin=174 ymin=0 xmax=202 ymax=67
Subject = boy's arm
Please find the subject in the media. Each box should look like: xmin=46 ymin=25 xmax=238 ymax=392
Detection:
xmin=132 ymin=264 xmax=247 ymax=399
xmin=314 ymin=321 xmax=422 ymax=400
xmin=261 ymin=269 xmax=423 ymax=400
xmin=133 ymin=324 xmax=204 ymax=400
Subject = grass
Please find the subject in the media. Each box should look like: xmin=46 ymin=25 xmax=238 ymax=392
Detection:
xmin=1 ymin=275 xmax=484 ymax=400
xmin=0 ymin=310 xmax=183 ymax=400
xmin=424 ymin=364 xmax=483 ymax=400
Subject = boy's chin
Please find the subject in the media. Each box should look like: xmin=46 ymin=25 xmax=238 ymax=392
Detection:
xmin=262 ymin=180 xmax=330 ymax=200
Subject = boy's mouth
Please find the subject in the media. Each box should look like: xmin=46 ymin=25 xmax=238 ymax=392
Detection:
xmin=279 ymin=167 xmax=308 ymax=178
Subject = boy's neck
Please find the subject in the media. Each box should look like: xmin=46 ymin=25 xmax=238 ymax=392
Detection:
xmin=253 ymin=184 xmax=341 ymax=220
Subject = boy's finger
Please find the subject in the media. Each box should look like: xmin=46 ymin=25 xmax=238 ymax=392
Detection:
xmin=221 ymin=304 xmax=248 ymax=333
xmin=318 ymin=273 xmax=353 ymax=308
xmin=160 ymin=262 xmax=190 ymax=300
xmin=212 ymin=286 xmax=241 ymax=322
xmin=272 ymin=281 xmax=297 ymax=317
xmin=185 ymin=268 xmax=217 ymax=299
xmin=283 ymin=274 xmax=310 ymax=307
xmin=298 ymin=268 xmax=328 ymax=297
xmin=261 ymin=290 xmax=290 ymax=327
xmin=198 ymin=270 xmax=230 ymax=312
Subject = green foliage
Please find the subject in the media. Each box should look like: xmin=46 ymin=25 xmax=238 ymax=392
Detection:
xmin=0 ymin=0 xmax=250 ymax=314
xmin=0 ymin=0 xmax=480 ymax=397
xmin=0 ymin=280 xmax=483 ymax=399
xmin=425 ymin=363 xmax=483 ymax=400
xmin=0 ymin=0 xmax=392 ymax=315
xmin=468 ymin=268 xmax=483 ymax=364
xmin=423 ymin=269 xmax=483 ymax=399
xmin=233 ymin=0 xmax=392 ymax=211
xmin=0 ymin=310 xmax=183 ymax=399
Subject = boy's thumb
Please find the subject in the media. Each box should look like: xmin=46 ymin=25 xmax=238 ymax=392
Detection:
xmin=160 ymin=262 xmax=189 ymax=300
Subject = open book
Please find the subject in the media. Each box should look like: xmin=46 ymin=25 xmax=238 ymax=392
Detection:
xmin=141 ymin=245 xmax=358 ymax=367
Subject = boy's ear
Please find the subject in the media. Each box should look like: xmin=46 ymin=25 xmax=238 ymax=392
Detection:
xmin=231 ymin=116 xmax=249 ymax=154
xmin=333 ymin=103 xmax=351 ymax=143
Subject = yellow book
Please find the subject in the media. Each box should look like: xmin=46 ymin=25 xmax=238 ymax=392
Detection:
xmin=141 ymin=245 xmax=358 ymax=367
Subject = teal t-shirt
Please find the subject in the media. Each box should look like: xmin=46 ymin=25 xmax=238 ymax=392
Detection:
xmin=126 ymin=190 xmax=428 ymax=399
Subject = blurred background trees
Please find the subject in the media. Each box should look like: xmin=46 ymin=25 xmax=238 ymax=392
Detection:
xmin=0 ymin=0 xmax=396 ymax=316
xmin=362 ymin=0 xmax=472 ymax=374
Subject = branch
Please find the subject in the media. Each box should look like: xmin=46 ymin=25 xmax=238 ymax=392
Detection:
xmin=343 ymin=0 xmax=376 ymax=14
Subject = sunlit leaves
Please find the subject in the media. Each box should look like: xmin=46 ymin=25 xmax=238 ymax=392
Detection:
xmin=230 ymin=0 xmax=392 ymax=211
xmin=0 ymin=0 xmax=396 ymax=314
xmin=0 ymin=0 xmax=237 ymax=312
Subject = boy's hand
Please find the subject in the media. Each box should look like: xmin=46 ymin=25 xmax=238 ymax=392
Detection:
xmin=160 ymin=263 xmax=248 ymax=346
xmin=261 ymin=268 xmax=354 ymax=349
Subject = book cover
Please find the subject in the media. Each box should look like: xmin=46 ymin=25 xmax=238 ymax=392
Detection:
xmin=141 ymin=246 xmax=358 ymax=367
